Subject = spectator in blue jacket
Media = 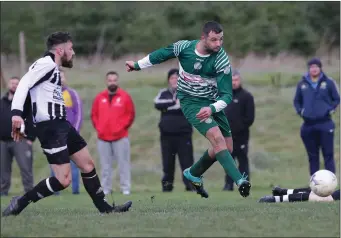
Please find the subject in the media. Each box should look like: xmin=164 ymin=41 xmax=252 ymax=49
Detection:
xmin=294 ymin=58 xmax=340 ymax=176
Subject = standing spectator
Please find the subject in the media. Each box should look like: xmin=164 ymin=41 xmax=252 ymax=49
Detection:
xmin=91 ymin=71 xmax=135 ymax=195
xmin=294 ymin=58 xmax=340 ymax=176
xmin=154 ymin=69 xmax=194 ymax=192
xmin=50 ymin=70 xmax=83 ymax=194
xmin=223 ymin=70 xmax=255 ymax=191
xmin=0 ymin=76 xmax=36 ymax=196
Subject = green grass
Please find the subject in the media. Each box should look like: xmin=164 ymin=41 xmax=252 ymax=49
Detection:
xmin=1 ymin=191 xmax=340 ymax=237
xmin=1 ymin=66 xmax=340 ymax=237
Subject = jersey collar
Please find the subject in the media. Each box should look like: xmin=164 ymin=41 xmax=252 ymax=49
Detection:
xmin=43 ymin=51 xmax=56 ymax=62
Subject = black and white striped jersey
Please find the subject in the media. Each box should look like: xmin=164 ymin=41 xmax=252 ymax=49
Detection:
xmin=11 ymin=52 xmax=66 ymax=123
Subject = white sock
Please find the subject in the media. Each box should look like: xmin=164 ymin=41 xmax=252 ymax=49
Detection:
xmin=287 ymin=189 xmax=294 ymax=195
xmin=275 ymin=195 xmax=289 ymax=202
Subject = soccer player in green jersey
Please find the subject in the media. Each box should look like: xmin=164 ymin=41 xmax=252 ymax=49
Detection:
xmin=125 ymin=21 xmax=251 ymax=198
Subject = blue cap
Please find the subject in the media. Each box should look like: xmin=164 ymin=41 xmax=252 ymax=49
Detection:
xmin=308 ymin=58 xmax=322 ymax=68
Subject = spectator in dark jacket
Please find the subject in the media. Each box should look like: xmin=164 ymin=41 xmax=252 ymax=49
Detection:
xmin=154 ymin=69 xmax=194 ymax=192
xmin=223 ymin=70 xmax=255 ymax=191
xmin=0 ymin=76 xmax=36 ymax=196
xmin=294 ymin=58 xmax=340 ymax=176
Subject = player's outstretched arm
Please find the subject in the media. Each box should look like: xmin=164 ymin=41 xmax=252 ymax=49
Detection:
xmin=126 ymin=40 xmax=191 ymax=72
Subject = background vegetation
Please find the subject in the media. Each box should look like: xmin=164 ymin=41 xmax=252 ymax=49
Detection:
xmin=1 ymin=1 xmax=340 ymax=60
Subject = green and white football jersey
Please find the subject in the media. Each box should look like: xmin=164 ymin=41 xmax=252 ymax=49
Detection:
xmin=135 ymin=40 xmax=232 ymax=113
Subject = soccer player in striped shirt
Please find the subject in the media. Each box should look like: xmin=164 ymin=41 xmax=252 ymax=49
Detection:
xmin=125 ymin=21 xmax=251 ymax=198
xmin=2 ymin=32 xmax=132 ymax=217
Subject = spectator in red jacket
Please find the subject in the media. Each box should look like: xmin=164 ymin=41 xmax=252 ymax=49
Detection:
xmin=91 ymin=71 xmax=135 ymax=195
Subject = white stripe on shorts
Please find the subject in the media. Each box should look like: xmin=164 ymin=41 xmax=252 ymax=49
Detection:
xmin=43 ymin=145 xmax=67 ymax=154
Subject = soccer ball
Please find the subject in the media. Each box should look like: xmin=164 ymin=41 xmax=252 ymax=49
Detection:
xmin=309 ymin=170 xmax=338 ymax=197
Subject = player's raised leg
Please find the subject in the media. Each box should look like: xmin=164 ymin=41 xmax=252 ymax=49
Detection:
xmin=71 ymin=145 xmax=132 ymax=213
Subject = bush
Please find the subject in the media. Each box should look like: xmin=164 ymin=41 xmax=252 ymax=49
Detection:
xmin=0 ymin=2 xmax=339 ymax=60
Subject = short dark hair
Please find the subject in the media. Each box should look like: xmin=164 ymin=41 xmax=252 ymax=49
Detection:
xmin=9 ymin=76 xmax=20 ymax=81
xmin=167 ymin=68 xmax=179 ymax=80
xmin=202 ymin=21 xmax=223 ymax=36
xmin=106 ymin=71 xmax=119 ymax=77
xmin=46 ymin=32 xmax=72 ymax=50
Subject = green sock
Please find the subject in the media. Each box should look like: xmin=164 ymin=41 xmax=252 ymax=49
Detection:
xmin=189 ymin=150 xmax=217 ymax=177
xmin=216 ymin=150 xmax=243 ymax=184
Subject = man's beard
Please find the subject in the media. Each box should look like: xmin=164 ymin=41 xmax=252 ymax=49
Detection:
xmin=61 ymin=55 xmax=73 ymax=68
xmin=204 ymin=43 xmax=220 ymax=54
xmin=204 ymin=46 xmax=215 ymax=54
xmin=9 ymin=89 xmax=16 ymax=94
xmin=108 ymin=85 xmax=118 ymax=93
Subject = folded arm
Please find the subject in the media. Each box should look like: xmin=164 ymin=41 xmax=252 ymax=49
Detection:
xmin=154 ymin=89 xmax=176 ymax=110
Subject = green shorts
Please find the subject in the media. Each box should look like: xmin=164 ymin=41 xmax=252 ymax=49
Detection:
xmin=178 ymin=93 xmax=232 ymax=138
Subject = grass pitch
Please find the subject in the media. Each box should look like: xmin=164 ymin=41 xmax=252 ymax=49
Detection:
xmin=1 ymin=190 xmax=339 ymax=237
xmin=1 ymin=191 xmax=340 ymax=237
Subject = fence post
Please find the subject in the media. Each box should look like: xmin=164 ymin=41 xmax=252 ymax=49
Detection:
xmin=0 ymin=66 xmax=6 ymax=93
xmin=19 ymin=31 xmax=26 ymax=77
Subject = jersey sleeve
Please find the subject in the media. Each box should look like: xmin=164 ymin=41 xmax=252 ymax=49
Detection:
xmin=209 ymin=50 xmax=232 ymax=113
xmin=11 ymin=58 xmax=56 ymax=117
xmin=135 ymin=40 xmax=191 ymax=70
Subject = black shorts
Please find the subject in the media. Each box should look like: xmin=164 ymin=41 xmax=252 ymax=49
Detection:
xmin=35 ymin=119 xmax=87 ymax=164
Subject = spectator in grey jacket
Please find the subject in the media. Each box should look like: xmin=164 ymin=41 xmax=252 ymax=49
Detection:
xmin=0 ymin=76 xmax=36 ymax=196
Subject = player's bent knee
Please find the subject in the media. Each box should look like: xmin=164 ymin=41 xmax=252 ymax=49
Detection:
xmin=206 ymin=128 xmax=226 ymax=153
xmin=50 ymin=163 xmax=72 ymax=188
xmin=56 ymin=173 xmax=72 ymax=188
xmin=54 ymin=169 xmax=72 ymax=188
xmin=213 ymin=138 xmax=226 ymax=153
xmin=80 ymin=159 xmax=95 ymax=173
xmin=60 ymin=177 xmax=71 ymax=188
xmin=71 ymin=147 xmax=95 ymax=173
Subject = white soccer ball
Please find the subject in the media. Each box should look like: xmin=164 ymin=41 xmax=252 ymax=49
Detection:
xmin=309 ymin=170 xmax=338 ymax=197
